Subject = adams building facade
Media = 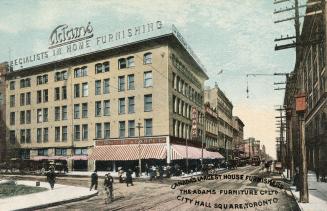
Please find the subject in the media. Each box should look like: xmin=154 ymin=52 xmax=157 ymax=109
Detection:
xmin=4 ymin=21 xmax=223 ymax=171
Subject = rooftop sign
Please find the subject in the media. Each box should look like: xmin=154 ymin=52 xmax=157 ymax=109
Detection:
xmin=9 ymin=21 xmax=206 ymax=73
xmin=49 ymin=22 xmax=94 ymax=49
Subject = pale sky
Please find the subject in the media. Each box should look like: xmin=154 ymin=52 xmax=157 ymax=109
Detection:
xmin=0 ymin=0 xmax=307 ymax=158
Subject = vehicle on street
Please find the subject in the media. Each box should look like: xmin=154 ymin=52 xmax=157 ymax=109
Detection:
xmin=251 ymin=156 xmax=261 ymax=166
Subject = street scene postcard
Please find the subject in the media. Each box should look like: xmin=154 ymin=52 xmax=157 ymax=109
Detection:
xmin=0 ymin=0 xmax=326 ymax=210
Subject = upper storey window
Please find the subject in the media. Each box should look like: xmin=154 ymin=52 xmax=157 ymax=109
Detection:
xmin=55 ymin=71 xmax=68 ymax=81
xmin=37 ymin=74 xmax=48 ymax=85
xmin=144 ymin=52 xmax=152 ymax=64
xmin=118 ymin=56 xmax=135 ymax=69
xmin=10 ymin=81 xmax=15 ymax=90
xmin=74 ymin=66 xmax=88 ymax=78
xmin=20 ymin=78 xmax=31 ymax=88
xmin=127 ymin=56 xmax=135 ymax=68
xmin=118 ymin=58 xmax=127 ymax=69
xmin=95 ymin=62 xmax=109 ymax=74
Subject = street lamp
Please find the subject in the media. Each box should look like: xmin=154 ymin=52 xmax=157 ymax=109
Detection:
xmin=136 ymin=122 xmax=143 ymax=176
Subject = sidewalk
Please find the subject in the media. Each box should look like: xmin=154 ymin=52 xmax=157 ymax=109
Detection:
xmin=0 ymin=180 xmax=97 ymax=211
xmin=284 ymin=170 xmax=327 ymax=211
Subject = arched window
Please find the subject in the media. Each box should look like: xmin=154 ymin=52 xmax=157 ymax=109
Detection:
xmin=127 ymin=56 xmax=135 ymax=68
xmin=95 ymin=63 xmax=102 ymax=74
xmin=118 ymin=58 xmax=127 ymax=69
xmin=143 ymin=52 xmax=152 ymax=64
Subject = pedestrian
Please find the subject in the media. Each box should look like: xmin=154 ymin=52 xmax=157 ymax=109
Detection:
xmin=90 ymin=169 xmax=98 ymax=191
xmin=126 ymin=169 xmax=134 ymax=186
xmin=166 ymin=166 xmax=171 ymax=178
xmin=64 ymin=165 xmax=68 ymax=174
xmin=149 ymin=167 xmax=155 ymax=181
xmin=159 ymin=166 xmax=164 ymax=182
xmin=322 ymin=167 xmax=326 ymax=182
xmin=156 ymin=165 xmax=160 ymax=179
xmin=316 ymin=165 xmax=320 ymax=182
xmin=265 ymin=161 xmax=270 ymax=173
xmin=293 ymin=169 xmax=300 ymax=192
xmin=104 ymin=173 xmax=114 ymax=203
xmin=145 ymin=163 xmax=149 ymax=176
xmin=135 ymin=166 xmax=140 ymax=177
xmin=118 ymin=168 xmax=124 ymax=183
xmin=46 ymin=166 xmax=56 ymax=190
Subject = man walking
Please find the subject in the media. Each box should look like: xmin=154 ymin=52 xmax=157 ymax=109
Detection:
xmin=316 ymin=165 xmax=320 ymax=182
xmin=104 ymin=173 xmax=114 ymax=203
xmin=159 ymin=166 xmax=164 ymax=182
xmin=46 ymin=166 xmax=56 ymax=190
xmin=145 ymin=164 xmax=149 ymax=176
xmin=126 ymin=169 xmax=134 ymax=187
xmin=90 ymin=170 xmax=98 ymax=191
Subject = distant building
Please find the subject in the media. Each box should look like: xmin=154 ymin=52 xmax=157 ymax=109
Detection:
xmin=204 ymin=102 xmax=219 ymax=149
xmin=204 ymin=84 xmax=234 ymax=159
xmin=242 ymin=137 xmax=260 ymax=159
xmin=232 ymin=116 xmax=244 ymax=158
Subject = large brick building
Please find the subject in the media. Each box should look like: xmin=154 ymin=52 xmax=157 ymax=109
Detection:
xmin=4 ymin=21 xmax=223 ymax=171
xmin=284 ymin=1 xmax=327 ymax=177
xmin=204 ymin=84 xmax=234 ymax=159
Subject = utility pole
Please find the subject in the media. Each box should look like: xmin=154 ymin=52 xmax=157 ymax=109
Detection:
xmin=295 ymin=91 xmax=308 ymax=203
xmin=136 ymin=122 xmax=143 ymax=176
xmin=298 ymin=108 xmax=308 ymax=203
xmin=286 ymin=107 xmax=295 ymax=179
xmin=275 ymin=106 xmax=286 ymax=166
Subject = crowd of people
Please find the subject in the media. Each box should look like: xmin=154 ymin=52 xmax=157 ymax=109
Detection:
xmin=43 ymin=162 xmax=225 ymax=204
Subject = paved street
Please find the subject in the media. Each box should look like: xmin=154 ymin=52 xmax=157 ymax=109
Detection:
xmin=44 ymin=166 xmax=299 ymax=211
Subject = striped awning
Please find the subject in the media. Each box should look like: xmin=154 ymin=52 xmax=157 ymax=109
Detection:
xmin=171 ymin=144 xmax=224 ymax=160
xmin=31 ymin=156 xmax=49 ymax=161
xmin=48 ymin=156 xmax=68 ymax=160
xmin=88 ymin=143 xmax=167 ymax=161
xmin=69 ymin=155 xmax=88 ymax=160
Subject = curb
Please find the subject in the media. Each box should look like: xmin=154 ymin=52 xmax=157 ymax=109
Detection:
xmin=14 ymin=191 xmax=98 ymax=211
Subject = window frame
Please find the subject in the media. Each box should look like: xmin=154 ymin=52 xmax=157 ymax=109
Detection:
xmin=144 ymin=71 xmax=153 ymax=87
xmin=144 ymin=52 xmax=152 ymax=64
xmin=118 ymin=58 xmax=127 ymax=69
xmin=118 ymin=98 xmax=125 ymax=114
xmin=144 ymin=118 xmax=153 ymax=136
xmin=144 ymin=94 xmax=153 ymax=112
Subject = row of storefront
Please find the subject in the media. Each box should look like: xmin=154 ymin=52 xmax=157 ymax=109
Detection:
xmin=19 ymin=136 xmax=224 ymax=172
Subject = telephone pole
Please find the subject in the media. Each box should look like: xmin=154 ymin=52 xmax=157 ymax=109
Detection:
xmin=275 ymin=106 xmax=286 ymax=166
